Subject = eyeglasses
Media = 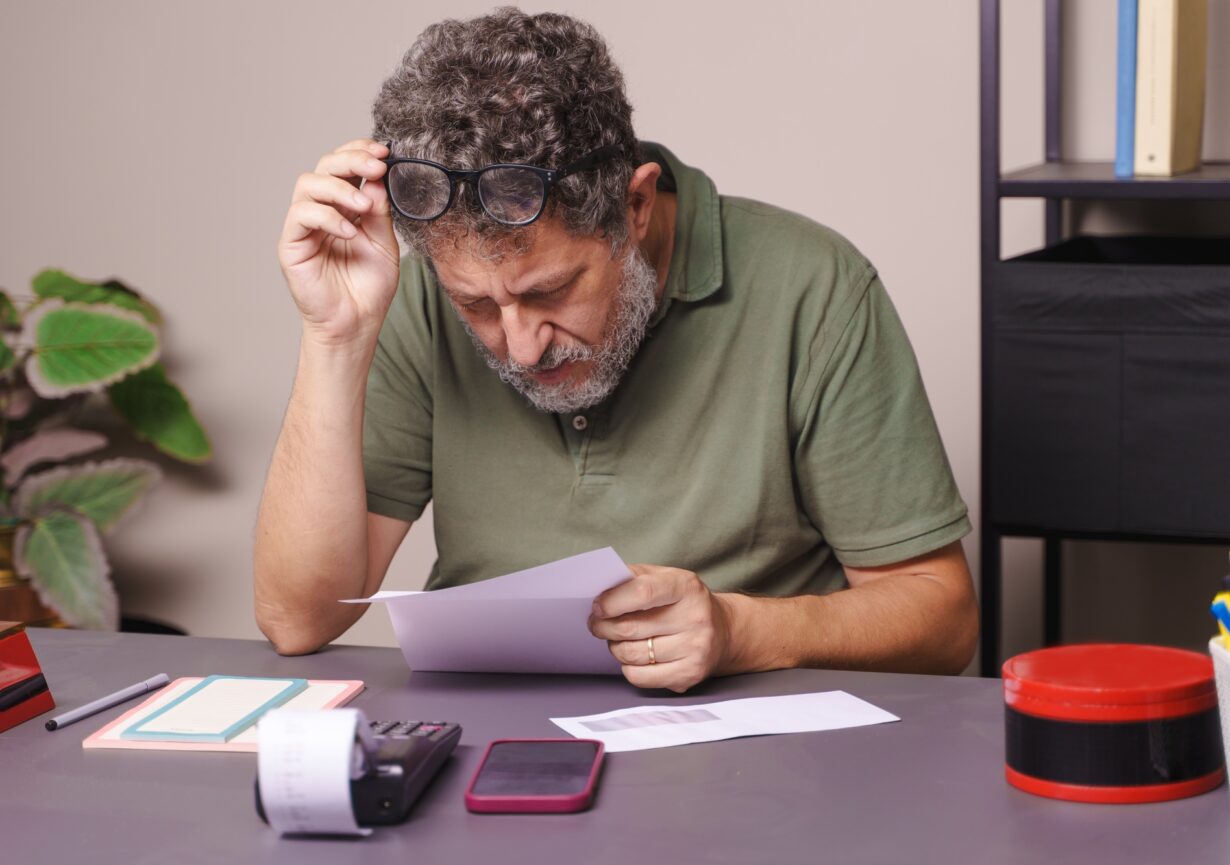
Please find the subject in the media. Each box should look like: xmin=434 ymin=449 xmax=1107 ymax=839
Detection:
xmin=381 ymin=143 xmax=624 ymax=227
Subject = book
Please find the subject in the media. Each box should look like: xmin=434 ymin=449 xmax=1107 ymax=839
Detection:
xmin=1133 ymin=0 xmax=1209 ymax=176
xmin=1115 ymin=0 xmax=1138 ymax=177
xmin=83 ymin=676 xmax=364 ymax=752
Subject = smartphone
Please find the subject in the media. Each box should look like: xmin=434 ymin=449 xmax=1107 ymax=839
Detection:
xmin=464 ymin=738 xmax=604 ymax=813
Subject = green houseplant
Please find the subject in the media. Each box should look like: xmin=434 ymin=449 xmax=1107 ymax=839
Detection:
xmin=0 ymin=269 xmax=210 ymax=630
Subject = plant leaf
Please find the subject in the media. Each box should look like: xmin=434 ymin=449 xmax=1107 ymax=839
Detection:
xmin=15 ymin=458 xmax=161 ymax=532
xmin=15 ymin=509 xmax=117 ymax=630
xmin=0 ymin=290 xmax=18 ymax=328
xmin=32 ymin=269 xmax=161 ymax=324
xmin=3 ymin=386 xmax=35 ymax=419
xmin=0 ymin=337 xmax=14 ymax=374
xmin=0 ymin=427 xmax=108 ymax=487
xmin=108 ymin=364 xmax=212 ymax=463
xmin=23 ymin=300 xmax=160 ymax=398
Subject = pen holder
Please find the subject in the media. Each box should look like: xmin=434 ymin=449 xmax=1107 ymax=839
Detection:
xmin=0 ymin=621 xmax=55 ymax=734
xmin=1207 ymin=636 xmax=1230 ymax=775
xmin=1003 ymin=643 xmax=1224 ymax=803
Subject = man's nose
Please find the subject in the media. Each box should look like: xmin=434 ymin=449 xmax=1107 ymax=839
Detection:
xmin=501 ymin=305 xmax=550 ymax=367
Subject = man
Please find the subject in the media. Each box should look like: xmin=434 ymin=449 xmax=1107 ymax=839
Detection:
xmin=255 ymin=8 xmax=977 ymax=691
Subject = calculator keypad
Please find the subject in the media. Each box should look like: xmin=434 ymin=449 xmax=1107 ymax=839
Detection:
xmin=369 ymin=720 xmax=462 ymax=740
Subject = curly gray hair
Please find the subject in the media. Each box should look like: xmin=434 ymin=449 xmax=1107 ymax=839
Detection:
xmin=371 ymin=7 xmax=639 ymax=260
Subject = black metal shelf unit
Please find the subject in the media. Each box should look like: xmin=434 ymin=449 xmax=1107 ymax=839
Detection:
xmin=1001 ymin=160 xmax=1230 ymax=198
xmin=979 ymin=0 xmax=1230 ymax=676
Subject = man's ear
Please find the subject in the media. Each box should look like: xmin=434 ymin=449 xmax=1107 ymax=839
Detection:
xmin=625 ymin=161 xmax=662 ymax=243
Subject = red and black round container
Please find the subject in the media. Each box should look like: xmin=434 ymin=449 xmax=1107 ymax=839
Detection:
xmin=1003 ymin=643 xmax=1224 ymax=803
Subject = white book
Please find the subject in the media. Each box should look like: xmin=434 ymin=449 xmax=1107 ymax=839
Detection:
xmin=1134 ymin=0 xmax=1209 ymax=176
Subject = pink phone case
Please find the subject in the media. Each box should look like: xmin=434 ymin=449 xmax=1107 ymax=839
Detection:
xmin=465 ymin=738 xmax=604 ymax=813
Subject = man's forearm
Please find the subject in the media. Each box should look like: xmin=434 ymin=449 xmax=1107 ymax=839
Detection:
xmin=718 ymin=561 xmax=978 ymax=676
xmin=254 ymin=335 xmax=377 ymax=654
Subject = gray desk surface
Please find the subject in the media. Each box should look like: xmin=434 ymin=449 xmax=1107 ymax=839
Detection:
xmin=4 ymin=629 xmax=1228 ymax=864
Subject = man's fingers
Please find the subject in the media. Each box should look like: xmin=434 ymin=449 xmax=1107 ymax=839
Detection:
xmin=281 ymin=147 xmax=397 ymax=271
xmin=293 ymin=172 xmax=374 ymax=215
xmin=282 ymin=200 xmax=358 ymax=246
xmin=356 ymin=169 xmax=393 ymax=222
xmin=332 ymin=139 xmax=388 ymax=156
xmin=314 ymin=149 xmax=388 ymax=188
xmin=589 ymin=607 xmax=683 ymax=643
xmin=621 ymin=660 xmax=704 ymax=694
xmin=607 ymin=633 xmax=685 ymax=666
xmin=592 ymin=568 xmax=684 ymax=619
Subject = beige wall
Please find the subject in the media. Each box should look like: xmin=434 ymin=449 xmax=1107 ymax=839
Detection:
xmin=1 ymin=1 xmax=1225 ymax=666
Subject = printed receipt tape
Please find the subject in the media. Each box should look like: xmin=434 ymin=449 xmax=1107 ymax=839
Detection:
xmin=257 ymin=708 xmax=376 ymax=837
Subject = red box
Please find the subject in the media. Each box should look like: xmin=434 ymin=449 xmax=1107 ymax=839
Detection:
xmin=0 ymin=621 xmax=55 ymax=733
xmin=1004 ymin=643 xmax=1223 ymax=803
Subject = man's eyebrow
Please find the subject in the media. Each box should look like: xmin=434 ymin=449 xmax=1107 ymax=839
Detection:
xmin=439 ymin=281 xmax=481 ymax=304
xmin=433 ymin=273 xmax=482 ymax=304
xmin=439 ymin=267 xmax=583 ymax=304
xmin=519 ymin=266 xmax=583 ymax=296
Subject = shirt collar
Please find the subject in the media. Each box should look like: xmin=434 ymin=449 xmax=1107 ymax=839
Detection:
xmin=638 ymin=142 xmax=724 ymax=305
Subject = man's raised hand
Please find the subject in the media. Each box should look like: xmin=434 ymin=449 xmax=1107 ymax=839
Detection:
xmin=278 ymin=139 xmax=400 ymax=347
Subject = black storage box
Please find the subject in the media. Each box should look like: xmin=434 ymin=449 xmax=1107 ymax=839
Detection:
xmin=990 ymin=235 xmax=1230 ymax=537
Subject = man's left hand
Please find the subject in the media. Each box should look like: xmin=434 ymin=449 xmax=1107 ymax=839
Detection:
xmin=588 ymin=564 xmax=734 ymax=693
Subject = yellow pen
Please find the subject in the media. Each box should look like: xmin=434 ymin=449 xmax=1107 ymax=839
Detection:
xmin=1212 ymin=556 xmax=1230 ymax=641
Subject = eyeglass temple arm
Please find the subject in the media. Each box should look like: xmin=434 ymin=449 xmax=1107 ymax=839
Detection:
xmin=552 ymin=144 xmax=625 ymax=181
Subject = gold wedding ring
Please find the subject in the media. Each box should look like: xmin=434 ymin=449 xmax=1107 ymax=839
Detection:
xmin=647 ymin=636 xmax=656 ymax=665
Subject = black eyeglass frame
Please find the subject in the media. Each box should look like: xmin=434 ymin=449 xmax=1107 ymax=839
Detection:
xmin=380 ymin=143 xmax=626 ymax=226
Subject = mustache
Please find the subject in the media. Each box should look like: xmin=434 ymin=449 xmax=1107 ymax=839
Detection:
xmin=507 ymin=341 xmax=596 ymax=374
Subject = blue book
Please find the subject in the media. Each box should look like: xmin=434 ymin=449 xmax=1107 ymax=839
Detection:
xmin=1114 ymin=0 xmax=1138 ymax=177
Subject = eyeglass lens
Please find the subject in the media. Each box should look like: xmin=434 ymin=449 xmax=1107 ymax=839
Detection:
xmin=386 ymin=162 xmax=453 ymax=219
xmin=476 ymin=167 xmax=547 ymax=225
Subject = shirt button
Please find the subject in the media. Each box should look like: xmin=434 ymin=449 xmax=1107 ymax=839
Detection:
xmin=572 ymin=415 xmax=588 ymax=431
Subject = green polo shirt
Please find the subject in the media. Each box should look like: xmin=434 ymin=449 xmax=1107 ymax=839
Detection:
xmin=364 ymin=142 xmax=969 ymax=594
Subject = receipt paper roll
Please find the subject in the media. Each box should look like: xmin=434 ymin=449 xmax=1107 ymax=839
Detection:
xmin=257 ymin=708 xmax=376 ymax=836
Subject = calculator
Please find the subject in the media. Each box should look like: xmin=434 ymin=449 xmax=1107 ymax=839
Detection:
xmin=354 ymin=720 xmax=463 ymax=824
xmin=255 ymin=719 xmax=463 ymax=827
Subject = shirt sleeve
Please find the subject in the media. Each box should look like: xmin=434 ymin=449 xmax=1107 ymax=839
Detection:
xmin=362 ymin=257 xmax=436 ymax=523
xmin=793 ymin=270 xmax=970 ymax=568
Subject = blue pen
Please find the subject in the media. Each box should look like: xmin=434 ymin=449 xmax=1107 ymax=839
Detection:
xmin=1211 ymin=599 xmax=1230 ymax=637
xmin=45 ymin=673 xmax=170 ymax=731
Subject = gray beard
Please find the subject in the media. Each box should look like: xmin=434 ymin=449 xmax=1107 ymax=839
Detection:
xmin=460 ymin=243 xmax=660 ymax=414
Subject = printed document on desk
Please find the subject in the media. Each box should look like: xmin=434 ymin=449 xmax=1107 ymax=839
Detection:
xmin=346 ymin=547 xmax=632 ymax=675
xmin=551 ymin=691 xmax=900 ymax=752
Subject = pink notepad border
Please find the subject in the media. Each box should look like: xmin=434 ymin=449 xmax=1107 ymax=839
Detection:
xmin=82 ymin=676 xmax=365 ymax=753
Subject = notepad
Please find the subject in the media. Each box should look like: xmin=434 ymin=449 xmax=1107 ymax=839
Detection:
xmin=121 ymin=675 xmax=308 ymax=743
xmin=84 ymin=677 xmax=365 ymax=752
